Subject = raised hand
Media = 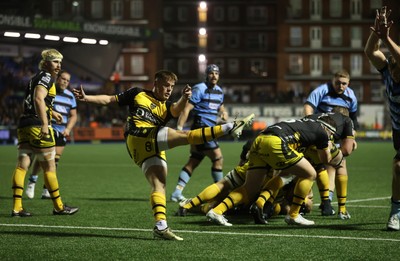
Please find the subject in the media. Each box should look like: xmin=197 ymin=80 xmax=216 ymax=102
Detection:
xmin=72 ymin=85 xmax=86 ymax=101
xmin=182 ymin=84 xmax=192 ymax=100
xmin=371 ymin=6 xmax=393 ymax=39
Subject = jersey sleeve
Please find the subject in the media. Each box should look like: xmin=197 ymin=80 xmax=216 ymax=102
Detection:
xmin=315 ymin=127 xmax=330 ymax=150
xmin=190 ymin=84 xmax=203 ymax=105
xmin=67 ymin=89 xmax=77 ymax=109
xmin=348 ymin=89 xmax=358 ymax=113
xmin=305 ymin=86 xmax=324 ymax=109
xmin=342 ymin=116 xmax=355 ymax=139
xmin=37 ymin=72 xmax=53 ymax=91
xmin=116 ymin=87 xmax=142 ymax=106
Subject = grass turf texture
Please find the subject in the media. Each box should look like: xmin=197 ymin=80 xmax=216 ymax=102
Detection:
xmin=0 ymin=141 xmax=399 ymax=260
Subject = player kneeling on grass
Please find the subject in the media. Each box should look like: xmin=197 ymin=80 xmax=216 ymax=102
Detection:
xmin=73 ymin=70 xmax=254 ymax=240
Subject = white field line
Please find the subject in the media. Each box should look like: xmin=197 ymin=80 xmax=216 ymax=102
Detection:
xmin=0 ymin=196 xmax=398 ymax=243
xmin=0 ymin=223 xmax=399 ymax=243
xmin=313 ymin=196 xmax=391 ymax=208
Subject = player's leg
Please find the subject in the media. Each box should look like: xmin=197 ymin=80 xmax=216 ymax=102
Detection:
xmin=25 ymin=156 xmax=40 ymax=199
xmin=143 ymin=159 xmax=183 ymax=240
xmin=41 ymin=143 xmax=66 ymax=199
xmin=38 ymin=128 xmax=78 ymax=215
xmin=252 ymin=174 xmax=294 ymax=224
xmin=387 ymin=154 xmax=400 ymax=231
xmin=178 ymin=165 xmax=244 ymax=216
xmin=171 ymin=145 xmax=204 ymax=202
xmin=326 ymin=164 xmax=336 ymax=201
xmin=207 ymin=168 xmax=266 ymax=226
xmin=165 ymin=114 xmax=255 ymax=149
xmin=317 ymin=168 xmax=335 ymax=216
xmin=206 ymin=145 xmax=224 ymax=182
xmin=283 ymin=158 xmax=316 ymax=226
xmin=11 ymin=142 xmax=33 ymax=217
xmin=335 ymin=159 xmax=350 ymax=219
xmin=177 ymin=178 xmax=232 ymax=216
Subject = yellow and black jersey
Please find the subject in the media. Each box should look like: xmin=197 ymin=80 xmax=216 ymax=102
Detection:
xmin=261 ymin=119 xmax=330 ymax=151
xmin=116 ymin=87 xmax=174 ymax=131
xmin=305 ymin=112 xmax=354 ymax=142
xmin=19 ymin=70 xmax=56 ymax=128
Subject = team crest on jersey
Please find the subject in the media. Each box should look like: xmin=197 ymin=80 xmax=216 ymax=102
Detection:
xmin=150 ymin=103 xmax=156 ymax=110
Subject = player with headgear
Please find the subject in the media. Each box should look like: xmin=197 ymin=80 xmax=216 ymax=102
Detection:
xmin=170 ymin=64 xmax=230 ymax=203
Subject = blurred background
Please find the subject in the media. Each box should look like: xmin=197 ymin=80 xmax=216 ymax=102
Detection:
xmin=0 ymin=0 xmax=398 ymax=143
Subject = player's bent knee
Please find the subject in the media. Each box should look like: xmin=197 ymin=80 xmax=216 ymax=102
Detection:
xmin=157 ymin=126 xmax=170 ymax=151
xmin=142 ymin=156 xmax=167 ymax=174
xmin=18 ymin=149 xmax=33 ymax=158
xmin=36 ymin=150 xmax=56 ymax=161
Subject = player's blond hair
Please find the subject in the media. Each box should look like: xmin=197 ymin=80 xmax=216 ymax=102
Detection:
xmin=154 ymin=70 xmax=178 ymax=83
xmin=39 ymin=49 xmax=63 ymax=70
xmin=333 ymin=69 xmax=350 ymax=80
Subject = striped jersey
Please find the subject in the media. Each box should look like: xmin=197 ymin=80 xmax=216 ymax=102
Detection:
xmin=305 ymin=82 xmax=359 ymax=129
xmin=379 ymin=63 xmax=400 ymax=130
xmin=190 ymin=82 xmax=224 ymax=128
xmin=52 ymin=88 xmax=77 ymax=133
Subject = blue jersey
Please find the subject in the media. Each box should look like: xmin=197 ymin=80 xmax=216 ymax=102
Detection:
xmin=305 ymin=82 xmax=359 ymax=129
xmin=380 ymin=64 xmax=400 ymax=131
xmin=51 ymin=88 xmax=77 ymax=133
xmin=189 ymin=82 xmax=224 ymax=128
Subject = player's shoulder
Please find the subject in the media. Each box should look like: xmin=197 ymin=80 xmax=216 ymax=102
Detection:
xmin=345 ymin=87 xmax=356 ymax=95
xmin=215 ymin=84 xmax=224 ymax=92
xmin=63 ymin=88 xmax=74 ymax=96
xmin=192 ymin=82 xmax=207 ymax=90
xmin=311 ymin=82 xmax=329 ymax=94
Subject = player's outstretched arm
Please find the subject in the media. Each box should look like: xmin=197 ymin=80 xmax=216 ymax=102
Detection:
xmin=73 ymin=85 xmax=116 ymax=105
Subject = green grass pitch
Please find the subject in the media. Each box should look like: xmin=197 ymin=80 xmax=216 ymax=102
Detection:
xmin=0 ymin=141 xmax=399 ymax=260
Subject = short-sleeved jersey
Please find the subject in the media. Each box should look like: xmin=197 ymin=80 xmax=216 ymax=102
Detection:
xmin=189 ymin=82 xmax=224 ymax=128
xmin=261 ymin=118 xmax=330 ymax=151
xmin=18 ymin=70 xmax=56 ymax=128
xmin=305 ymin=112 xmax=354 ymax=142
xmin=305 ymin=82 xmax=358 ymax=129
xmin=115 ymin=87 xmax=174 ymax=131
xmin=379 ymin=64 xmax=400 ymax=131
xmin=51 ymin=88 xmax=77 ymax=133
xmin=305 ymin=82 xmax=358 ymax=114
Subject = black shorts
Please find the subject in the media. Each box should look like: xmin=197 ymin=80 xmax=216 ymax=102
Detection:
xmin=54 ymin=130 xmax=67 ymax=147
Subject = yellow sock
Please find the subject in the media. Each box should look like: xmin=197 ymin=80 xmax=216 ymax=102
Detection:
xmin=257 ymin=176 xmax=283 ymax=209
xmin=289 ymin=178 xmax=313 ymax=218
xmin=187 ymin=126 xmax=224 ymax=144
xmin=336 ymin=175 xmax=348 ymax=213
xmin=213 ymin=187 xmax=249 ymax=215
xmin=187 ymin=184 xmax=221 ymax=209
xmin=256 ymin=190 xmax=272 ymax=209
xmin=317 ymin=169 xmax=330 ymax=201
xmin=12 ymin=167 xmax=26 ymax=211
xmin=151 ymin=191 xmax=167 ymax=222
xmin=44 ymin=171 xmax=63 ymax=210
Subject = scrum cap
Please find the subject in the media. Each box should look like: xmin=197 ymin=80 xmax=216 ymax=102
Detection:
xmin=205 ymin=64 xmax=219 ymax=74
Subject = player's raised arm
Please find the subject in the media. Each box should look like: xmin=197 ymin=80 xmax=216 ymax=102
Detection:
xmin=73 ymin=85 xmax=116 ymax=105
xmin=171 ymin=84 xmax=191 ymax=118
